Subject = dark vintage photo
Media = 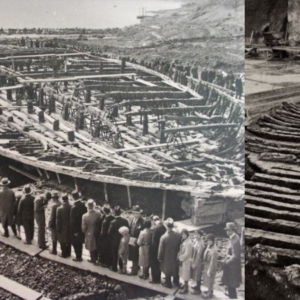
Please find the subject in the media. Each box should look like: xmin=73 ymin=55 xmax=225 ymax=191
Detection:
xmin=0 ymin=0 xmax=244 ymax=299
xmin=245 ymin=0 xmax=300 ymax=299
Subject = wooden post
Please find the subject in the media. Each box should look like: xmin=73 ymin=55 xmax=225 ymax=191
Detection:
xmin=121 ymin=57 xmax=126 ymax=73
xmin=85 ymin=89 xmax=91 ymax=103
xmin=104 ymin=183 xmax=109 ymax=202
xmin=44 ymin=170 xmax=50 ymax=179
xmin=160 ymin=120 xmax=166 ymax=143
xmin=126 ymin=105 xmax=132 ymax=126
xmin=74 ymin=177 xmax=79 ymax=191
xmin=68 ymin=131 xmax=75 ymax=142
xmin=38 ymin=111 xmax=45 ymax=123
xmin=56 ymin=173 xmax=61 ymax=184
xmin=162 ymin=190 xmax=167 ymax=220
xmin=99 ymin=97 xmax=105 ymax=110
xmin=53 ymin=120 xmax=59 ymax=131
xmin=99 ymin=62 xmax=103 ymax=74
xmin=143 ymin=113 xmax=148 ymax=135
xmin=36 ymin=168 xmax=43 ymax=178
xmin=127 ymin=186 xmax=132 ymax=208
xmin=27 ymin=101 xmax=34 ymax=114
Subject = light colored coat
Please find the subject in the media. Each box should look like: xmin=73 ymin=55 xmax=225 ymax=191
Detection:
xmin=82 ymin=209 xmax=101 ymax=251
xmin=203 ymin=244 xmax=218 ymax=289
xmin=191 ymin=238 xmax=207 ymax=282
xmin=137 ymin=228 xmax=152 ymax=268
xmin=178 ymin=237 xmax=193 ymax=281
xmin=0 ymin=188 xmax=15 ymax=226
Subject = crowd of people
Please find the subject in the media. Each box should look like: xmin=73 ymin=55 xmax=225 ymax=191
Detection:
xmin=0 ymin=177 xmax=242 ymax=298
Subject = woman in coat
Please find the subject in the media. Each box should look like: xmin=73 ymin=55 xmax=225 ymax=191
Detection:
xmin=137 ymin=219 xmax=152 ymax=279
xmin=191 ymin=229 xmax=207 ymax=295
xmin=203 ymin=234 xmax=219 ymax=299
xmin=178 ymin=229 xmax=193 ymax=294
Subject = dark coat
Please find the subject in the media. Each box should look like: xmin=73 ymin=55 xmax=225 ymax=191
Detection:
xmin=56 ymin=202 xmax=71 ymax=244
xmin=191 ymin=239 xmax=207 ymax=282
xmin=129 ymin=217 xmax=144 ymax=261
xmin=221 ymin=233 xmax=242 ymax=288
xmin=19 ymin=194 xmax=35 ymax=224
xmin=158 ymin=230 xmax=182 ymax=277
xmin=70 ymin=200 xmax=87 ymax=244
xmin=0 ymin=188 xmax=16 ymax=226
xmin=150 ymin=222 xmax=166 ymax=265
xmin=108 ymin=216 xmax=129 ymax=246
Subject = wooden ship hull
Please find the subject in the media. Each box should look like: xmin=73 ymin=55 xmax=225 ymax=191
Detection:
xmin=246 ymin=97 xmax=300 ymax=290
xmin=0 ymin=44 xmax=244 ymax=225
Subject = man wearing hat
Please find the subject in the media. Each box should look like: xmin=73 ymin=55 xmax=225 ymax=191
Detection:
xmin=70 ymin=190 xmax=87 ymax=262
xmin=149 ymin=216 xmax=166 ymax=284
xmin=108 ymin=206 xmax=129 ymax=272
xmin=97 ymin=204 xmax=114 ymax=267
xmin=18 ymin=185 xmax=35 ymax=244
xmin=0 ymin=178 xmax=17 ymax=238
xmin=48 ymin=192 xmax=61 ymax=255
xmin=34 ymin=194 xmax=47 ymax=249
xmin=221 ymin=222 xmax=242 ymax=299
xmin=128 ymin=205 xmax=144 ymax=276
xmin=56 ymin=194 xmax=72 ymax=258
xmin=82 ymin=199 xmax=101 ymax=264
xmin=158 ymin=218 xmax=181 ymax=288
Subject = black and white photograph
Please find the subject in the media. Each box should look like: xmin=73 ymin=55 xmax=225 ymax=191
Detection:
xmin=0 ymin=0 xmax=244 ymax=299
xmin=245 ymin=0 xmax=300 ymax=299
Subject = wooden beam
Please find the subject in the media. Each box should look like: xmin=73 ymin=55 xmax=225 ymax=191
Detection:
xmin=56 ymin=173 xmax=62 ymax=184
xmin=22 ymin=73 xmax=136 ymax=84
xmin=127 ymin=186 xmax=132 ymax=208
xmin=163 ymin=123 xmax=238 ymax=134
xmin=0 ymin=52 xmax=88 ymax=61
xmin=104 ymin=183 xmax=109 ymax=202
xmin=115 ymin=138 xmax=200 ymax=153
xmin=36 ymin=168 xmax=43 ymax=177
xmin=74 ymin=177 xmax=79 ymax=191
xmin=163 ymin=115 xmax=224 ymax=122
xmin=162 ymin=190 xmax=167 ymax=220
xmin=124 ymin=105 xmax=215 ymax=116
xmin=9 ymin=165 xmax=39 ymax=181
xmin=121 ymin=98 xmax=205 ymax=106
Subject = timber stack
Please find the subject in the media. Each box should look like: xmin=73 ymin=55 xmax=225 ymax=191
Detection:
xmin=0 ymin=41 xmax=244 ymax=225
xmin=246 ymin=99 xmax=300 ymax=295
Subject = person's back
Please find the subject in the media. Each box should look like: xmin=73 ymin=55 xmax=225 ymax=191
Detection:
xmin=19 ymin=194 xmax=34 ymax=220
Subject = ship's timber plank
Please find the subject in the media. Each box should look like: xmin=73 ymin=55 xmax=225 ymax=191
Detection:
xmin=246 ymin=188 xmax=300 ymax=204
xmin=245 ymin=195 xmax=300 ymax=213
xmin=0 ymin=145 xmax=199 ymax=193
xmin=246 ymin=227 xmax=300 ymax=250
xmin=135 ymin=78 xmax=157 ymax=87
xmin=245 ymin=135 xmax=300 ymax=149
xmin=163 ymin=115 xmax=224 ymax=122
xmin=22 ymin=73 xmax=136 ymax=83
xmin=120 ymin=98 xmax=206 ymax=106
xmin=260 ymin=120 xmax=300 ymax=134
xmin=245 ymin=181 xmax=300 ymax=196
xmin=0 ymin=275 xmax=44 ymax=300
xmin=263 ymin=114 xmax=300 ymax=129
xmin=246 ymin=203 xmax=300 ymax=223
xmin=115 ymin=138 xmax=200 ymax=153
xmin=0 ymin=84 xmax=24 ymax=91
xmin=246 ymin=214 xmax=300 ymax=237
xmin=248 ymin=244 xmax=300 ymax=267
xmin=0 ymin=52 xmax=87 ymax=61
xmin=163 ymin=123 xmax=238 ymax=133
xmin=252 ymin=173 xmax=300 ymax=190
xmin=124 ymin=105 xmax=214 ymax=116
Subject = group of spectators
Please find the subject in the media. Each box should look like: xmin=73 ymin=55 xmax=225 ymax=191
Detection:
xmin=0 ymin=177 xmax=242 ymax=298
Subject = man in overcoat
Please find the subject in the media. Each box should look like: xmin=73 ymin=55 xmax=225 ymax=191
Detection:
xmin=82 ymin=199 xmax=101 ymax=263
xmin=149 ymin=216 xmax=166 ymax=284
xmin=98 ymin=204 xmax=114 ymax=267
xmin=221 ymin=222 xmax=242 ymax=299
xmin=108 ymin=206 xmax=129 ymax=272
xmin=48 ymin=192 xmax=61 ymax=255
xmin=158 ymin=218 xmax=181 ymax=288
xmin=56 ymin=194 xmax=72 ymax=258
xmin=0 ymin=178 xmax=17 ymax=238
xmin=70 ymin=190 xmax=87 ymax=262
xmin=34 ymin=194 xmax=47 ymax=249
xmin=128 ymin=205 xmax=144 ymax=276
xmin=18 ymin=185 xmax=35 ymax=244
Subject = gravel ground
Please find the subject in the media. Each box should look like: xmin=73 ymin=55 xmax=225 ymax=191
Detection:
xmin=0 ymin=243 xmax=127 ymax=300
xmin=0 ymin=288 xmax=21 ymax=300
